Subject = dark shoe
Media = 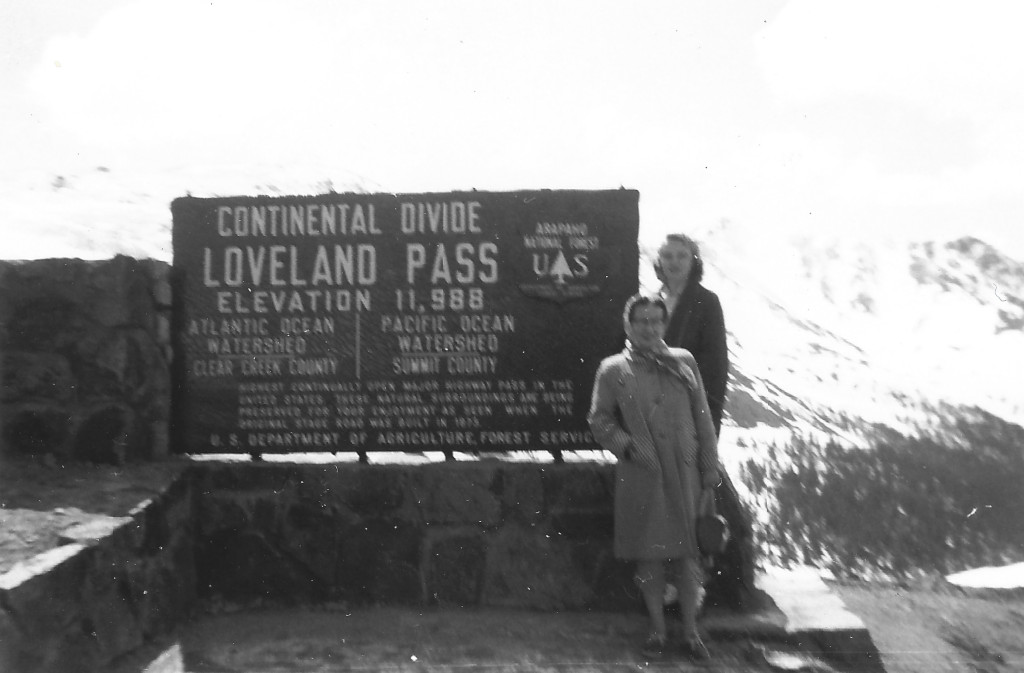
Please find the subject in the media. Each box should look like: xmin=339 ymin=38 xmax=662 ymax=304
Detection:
xmin=640 ymin=634 xmax=667 ymax=660
xmin=681 ymin=634 xmax=711 ymax=661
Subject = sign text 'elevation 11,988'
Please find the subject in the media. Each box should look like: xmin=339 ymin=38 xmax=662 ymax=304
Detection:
xmin=171 ymin=189 xmax=638 ymax=454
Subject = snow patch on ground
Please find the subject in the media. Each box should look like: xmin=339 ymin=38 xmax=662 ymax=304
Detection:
xmin=946 ymin=562 xmax=1024 ymax=590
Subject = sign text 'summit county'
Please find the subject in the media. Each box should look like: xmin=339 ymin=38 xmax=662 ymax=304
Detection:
xmin=171 ymin=190 xmax=638 ymax=454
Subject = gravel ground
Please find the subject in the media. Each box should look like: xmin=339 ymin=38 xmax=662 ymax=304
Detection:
xmin=107 ymin=606 xmax=828 ymax=673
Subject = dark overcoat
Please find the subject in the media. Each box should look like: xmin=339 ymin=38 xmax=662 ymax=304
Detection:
xmin=588 ymin=348 xmax=719 ymax=560
xmin=662 ymin=283 xmax=728 ymax=435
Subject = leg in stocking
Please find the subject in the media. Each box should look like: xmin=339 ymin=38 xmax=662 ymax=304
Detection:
xmin=677 ymin=557 xmax=702 ymax=637
xmin=635 ymin=559 xmax=667 ymax=641
xmin=677 ymin=556 xmax=711 ymax=660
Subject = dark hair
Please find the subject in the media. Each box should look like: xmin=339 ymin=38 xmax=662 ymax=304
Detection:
xmin=653 ymin=233 xmax=704 ymax=284
xmin=624 ymin=293 xmax=668 ymax=324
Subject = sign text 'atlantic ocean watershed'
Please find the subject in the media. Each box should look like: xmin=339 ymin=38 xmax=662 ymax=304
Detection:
xmin=171 ymin=190 xmax=638 ymax=453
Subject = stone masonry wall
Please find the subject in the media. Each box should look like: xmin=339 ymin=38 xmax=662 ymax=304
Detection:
xmin=1 ymin=462 xmax=637 ymax=672
xmin=193 ymin=462 xmax=638 ymax=612
xmin=0 ymin=256 xmax=172 ymax=463
xmin=0 ymin=472 xmax=195 ymax=673
xmin=0 ymin=255 xmax=645 ymax=669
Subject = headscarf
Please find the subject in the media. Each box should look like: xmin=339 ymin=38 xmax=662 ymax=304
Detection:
xmin=625 ymin=340 xmax=698 ymax=391
xmin=621 ymin=293 xmax=699 ymax=391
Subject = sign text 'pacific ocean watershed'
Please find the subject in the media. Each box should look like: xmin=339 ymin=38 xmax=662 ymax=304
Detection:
xmin=171 ymin=190 xmax=639 ymax=454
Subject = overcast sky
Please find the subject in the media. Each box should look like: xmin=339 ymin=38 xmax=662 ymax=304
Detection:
xmin=3 ymin=0 xmax=1024 ymax=260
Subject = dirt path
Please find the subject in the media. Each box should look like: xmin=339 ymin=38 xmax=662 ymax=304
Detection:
xmin=109 ymin=606 xmax=801 ymax=673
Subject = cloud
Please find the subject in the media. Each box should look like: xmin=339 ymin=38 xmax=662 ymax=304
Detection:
xmin=755 ymin=0 xmax=1024 ymax=117
xmin=32 ymin=1 xmax=354 ymax=153
xmin=27 ymin=0 xmax=695 ymax=180
xmin=15 ymin=0 xmax=1024 ymax=260
xmin=746 ymin=0 xmax=1024 ymax=248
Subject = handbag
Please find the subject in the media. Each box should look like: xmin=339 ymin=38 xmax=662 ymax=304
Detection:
xmin=695 ymin=489 xmax=729 ymax=557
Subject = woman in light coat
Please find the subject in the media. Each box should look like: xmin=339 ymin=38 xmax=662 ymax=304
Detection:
xmin=588 ymin=293 xmax=720 ymax=660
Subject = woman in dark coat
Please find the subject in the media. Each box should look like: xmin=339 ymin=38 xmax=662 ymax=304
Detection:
xmin=588 ymin=293 xmax=719 ymax=660
xmin=655 ymin=233 xmax=756 ymax=610
xmin=654 ymin=234 xmax=728 ymax=434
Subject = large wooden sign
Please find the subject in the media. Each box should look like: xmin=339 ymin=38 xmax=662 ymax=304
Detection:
xmin=171 ymin=190 xmax=638 ymax=454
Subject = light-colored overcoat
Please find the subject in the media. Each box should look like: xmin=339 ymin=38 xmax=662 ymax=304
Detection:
xmin=588 ymin=347 xmax=719 ymax=560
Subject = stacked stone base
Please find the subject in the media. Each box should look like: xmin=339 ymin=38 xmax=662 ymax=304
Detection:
xmin=193 ymin=461 xmax=638 ymax=611
xmin=0 ymin=461 xmax=648 ymax=672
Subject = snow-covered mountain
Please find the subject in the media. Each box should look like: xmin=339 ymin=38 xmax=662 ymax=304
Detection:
xmin=650 ymin=221 xmax=1024 ymax=456
xmin=637 ymin=223 xmax=1024 ymax=578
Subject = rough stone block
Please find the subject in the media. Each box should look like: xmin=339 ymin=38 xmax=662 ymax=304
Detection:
xmin=35 ymin=621 xmax=103 ymax=673
xmin=122 ymin=329 xmax=170 ymax=405
xmin=336 ymin=520 xmax=421 ymax=604
xmin=423 ymin=527 xmax=486 ymax=606
xmin=155 ymin=314 xmax=171 ymax=347
xmin=73 ymin=404 xmax=133 ymax=464
xmin=294 ymin=467 xmax=350 ymax=504
xmin=82 ymin=556 xmax=143 ymax=662
xmin=281 ymin=500 xmax=344 ymax=585
xmin=1 ymin=351 xmax=76 ymax=404
xmin=494 ymin=467 xmax=545 ymax=523
xmin=120 ymin=544 xmax=193 ymax=641
xmin=1 ymin=406 xmax=73 ymax=457
xmin=119 ymin=256 xmax=162 ymax=329
xmin=196 ymin=495 xmax=251 ymax=537
xmin=162 ymin=467 xmax=193 ymax=507
xmin=252 ymin=494 xmax=287 ymax=534
xmin=148 ymin=265 xmax=173 ymax=308
xmin=0 ymin=605 xmax=31 ymax=673
xmin=342 ymin=467 xmax=406 ymax=517
xmin=207 ymin=463 xmax=305 ymax=492
xmin=542 ymin=464 xmax=613 ymax=513
xmin=3 ymin=294 xmax=83 ymax=352
xmin=549 ymin=511 xmax=613 ymax=541
xmin=92 ymin=331 xmax=134 ymax=386
xmin=138 ymin=498 xmax=173 ymax=556
xmin=197 ymin=529 xmax=323 ymax=604
xmin=169 ymin=528 xmax=197 ymax=596
xmin=406 ymin=466 xmax=500 ymax=526
xmin=148 ymin=421 xmax=170 ymax=459
xmin=90 ymin=256 xmax=152 ymax=329
xmin=481 ymin=522 xmax=592 ymax=610
xmin=0 ymin=544 xmax=91 ymax=638
xmin=114 ymin=514 xmax=148 ymax=553
xmin=569 ymin=541 xmax=637 ymax=611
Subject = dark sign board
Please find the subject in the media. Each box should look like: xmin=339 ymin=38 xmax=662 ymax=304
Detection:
xmin=171 ymin=190 xmax=638 ymax=454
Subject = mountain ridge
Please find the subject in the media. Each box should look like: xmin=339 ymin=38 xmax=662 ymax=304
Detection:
xmin=640 ymin=227 xmax=1024 ymax=448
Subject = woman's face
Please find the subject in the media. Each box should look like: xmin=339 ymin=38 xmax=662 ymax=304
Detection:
xmin=626 ymin=303 xmax=667 ymax=351
xmin=658 ymin=239 xmax=695 ymax=286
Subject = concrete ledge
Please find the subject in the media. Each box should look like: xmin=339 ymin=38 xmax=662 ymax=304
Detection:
xmin=0 ymin=474 xmax=194 ymax=673
xmin=757 ymin=565 xmax=886 ymax=672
